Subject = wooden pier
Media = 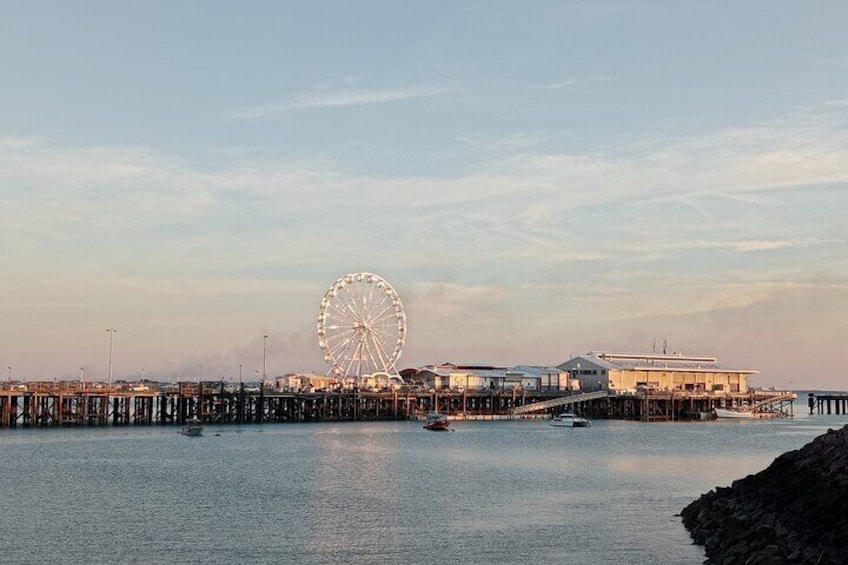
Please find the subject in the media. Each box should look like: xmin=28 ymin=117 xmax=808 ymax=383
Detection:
xmin=809 ymin=393 xmax=848 ymax=416
xmin=0 ymin=382 xmax=797 ymax=429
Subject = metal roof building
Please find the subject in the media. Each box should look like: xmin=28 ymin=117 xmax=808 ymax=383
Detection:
xmin=557 ymin=351 xmax=758 ymax=393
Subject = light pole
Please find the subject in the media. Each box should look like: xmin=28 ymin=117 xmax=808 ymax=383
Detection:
xmin=106 ymin=328 xmax=117 ymax=386
xmin=7 ymin=366 xmax=10 ymax=383
xmin=239 ymin=363 xmax=243 ymax=384
xmin=262 ymin=334 xmax=269 ymax=384
xmin=80 ymin=367 xmax=85 ymax=391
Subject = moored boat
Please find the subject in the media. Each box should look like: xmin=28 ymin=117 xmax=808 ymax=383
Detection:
xmin=423 ymin=412 xmax=450 ymax=431
xmin=713 ymin=408 xmax=754 ymax=419
xmin=180 ymin=417 xmax=204 ymax=436
xmin=550 ymin=413 xmax=591 ymax=428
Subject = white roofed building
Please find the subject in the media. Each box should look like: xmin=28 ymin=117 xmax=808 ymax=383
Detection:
xmin=508 ymin=365 xmax=574 ymax=391
xmin=557 ymin=352 xmax=757 ymax=394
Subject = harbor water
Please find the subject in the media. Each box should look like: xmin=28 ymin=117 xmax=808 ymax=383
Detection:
xmin=1 ymin=410 xmax=844 ymax=565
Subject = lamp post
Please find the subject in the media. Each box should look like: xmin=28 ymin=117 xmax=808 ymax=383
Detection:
xmin=106 ymin=328 xmax=117 ymax=386
xmin=80 ymin=367 xmax=85 ymax=391
xmin=262 ymin=334 xmax=269 ymax=384
xmin=239 ymin=363 xmax=243 ymax=384
xmin=7 ymin=366 xmax=10 ymax=383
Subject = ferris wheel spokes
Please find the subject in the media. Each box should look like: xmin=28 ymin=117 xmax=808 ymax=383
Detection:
xmin=316 ymin=272 xmax=406 ymax=377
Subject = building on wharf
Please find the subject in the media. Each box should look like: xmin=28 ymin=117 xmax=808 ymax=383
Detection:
xmin=558 ymin=351 xmax=758 ymax=394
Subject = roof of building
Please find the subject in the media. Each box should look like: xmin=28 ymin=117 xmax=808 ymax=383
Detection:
xmin=508 ymin=365 xmax=563 ymax=377
xmin=559 ymin=351 xmax=758 ymax=374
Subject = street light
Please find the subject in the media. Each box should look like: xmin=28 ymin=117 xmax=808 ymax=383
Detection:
xmin=262 ymin=334 xmax=269 ymax=384
xmin=7 ymin=366 xmax=10 ymax=383
xmin=106 ymin=328 xmax=117 ymax=386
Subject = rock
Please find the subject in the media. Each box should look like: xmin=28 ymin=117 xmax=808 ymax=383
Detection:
xmin=727 ymin=541 xmax=749 ymax=555
xmin=681 ymin=424 xmax=848 ymax=564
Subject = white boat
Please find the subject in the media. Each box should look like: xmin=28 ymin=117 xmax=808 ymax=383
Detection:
xmin=550 ymin=413 xmax=591 ymax=428
xmin=180 ymin=417 xmax=204 ymax=436
xmin=713 ymin=408 xmax=753 ymax=419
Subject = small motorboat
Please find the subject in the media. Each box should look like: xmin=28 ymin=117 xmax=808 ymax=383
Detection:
xmin=423 ymin=412 xmax=450 ymax=431
xmin=180 ymin=417 xmax=204 ymax=436
xmin=550 ymin=413 xmax=591 ymax=428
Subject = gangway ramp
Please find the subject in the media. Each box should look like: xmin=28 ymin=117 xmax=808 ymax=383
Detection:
xmin=750 ymin=392 xmax=796 ymax=411
xmin=512 ymin=391 xmax=609 ymax=416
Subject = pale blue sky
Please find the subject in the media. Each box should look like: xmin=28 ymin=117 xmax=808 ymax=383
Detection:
xmin=1 ymin=1 xmax=847 ymax=388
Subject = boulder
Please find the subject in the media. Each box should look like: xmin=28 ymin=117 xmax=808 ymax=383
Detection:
xmin=680 ymin=425 xmax=848 ymax=564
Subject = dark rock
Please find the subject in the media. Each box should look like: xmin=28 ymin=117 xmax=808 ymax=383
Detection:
xmin=681 ymin=424 xmax=848 ymax=564
xmin=727 ymin=541 xmax=749 ymax=555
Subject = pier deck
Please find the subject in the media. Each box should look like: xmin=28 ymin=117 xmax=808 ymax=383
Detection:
xmin=0 ymin=382 xmax=798 ymax=429
xmin=809 ymin=393 xmax=848 ymax=416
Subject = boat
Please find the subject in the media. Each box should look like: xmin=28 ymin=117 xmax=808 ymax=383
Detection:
xmin=713 ymin=408 xmax=754 ymax=419
xmin=423 ymin=412 xmax=450 ymax=431
xmin=550 ymin=413 xmax=591 ymax=428
xmin=180 ymin=417 xmax=204 ymax=436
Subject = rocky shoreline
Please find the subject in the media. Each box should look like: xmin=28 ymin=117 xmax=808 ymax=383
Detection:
xmin=680 ymin=424 xmax=848 ymax=565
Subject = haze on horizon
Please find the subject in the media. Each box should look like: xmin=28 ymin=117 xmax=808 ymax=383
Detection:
xmin=1 ymin=2 xmax=846 ymax=390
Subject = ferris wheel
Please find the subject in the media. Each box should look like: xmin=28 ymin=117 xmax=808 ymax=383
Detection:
xmin=317 ymin=272 xmax=406 ymax=377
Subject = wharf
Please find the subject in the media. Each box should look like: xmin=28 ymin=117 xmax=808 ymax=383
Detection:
xmin=0 ymin=382 xmax=796 ymax=429
xmin=809 ymin=393 xmax=848 ymax=416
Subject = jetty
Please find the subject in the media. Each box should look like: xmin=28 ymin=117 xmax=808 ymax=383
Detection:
xmin=808 ymin=393 xmax=848 ymax=415
xmin=0 ymin=381 xmax=796 ymax=429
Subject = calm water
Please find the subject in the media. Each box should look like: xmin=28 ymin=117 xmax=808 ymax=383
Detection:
xmin=1 ymin=410 xmax=845 ymax=565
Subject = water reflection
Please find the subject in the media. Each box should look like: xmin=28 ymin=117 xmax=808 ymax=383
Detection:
xmin=0 ymin=416 xmax=841 ymax=565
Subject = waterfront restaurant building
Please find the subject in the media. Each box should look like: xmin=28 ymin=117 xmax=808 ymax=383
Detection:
xmin=557 ymin=352 xmax=758 ymax=393
xmin=408 ymin=364 xmax=574 ymax=392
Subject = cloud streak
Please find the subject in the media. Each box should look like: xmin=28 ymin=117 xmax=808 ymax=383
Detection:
xmin=227 ymin=84 xmax=451 ymax=119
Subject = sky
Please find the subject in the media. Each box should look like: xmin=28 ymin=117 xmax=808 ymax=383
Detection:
xmin=1 ymin=1 xmax=847 ymax=389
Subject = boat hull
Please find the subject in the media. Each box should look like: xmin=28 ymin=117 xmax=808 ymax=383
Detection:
xmin=713 ymin=408 xmax=753 ymax=419
xmin=550 ymin=413 xmax=591 ymax=428
xmin=423 ymin=412 xmax=450 ymax=431
xmin=423 ymin=422 xmax=451 ymax=431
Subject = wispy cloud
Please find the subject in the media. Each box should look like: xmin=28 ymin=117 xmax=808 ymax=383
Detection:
xmin=539 ymin=74 xmax=619 ymax=90
xmin=227 ymin=84 xmax=450 ymax=119
xmin=652 ymin=239 xmax=826 ymax=254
